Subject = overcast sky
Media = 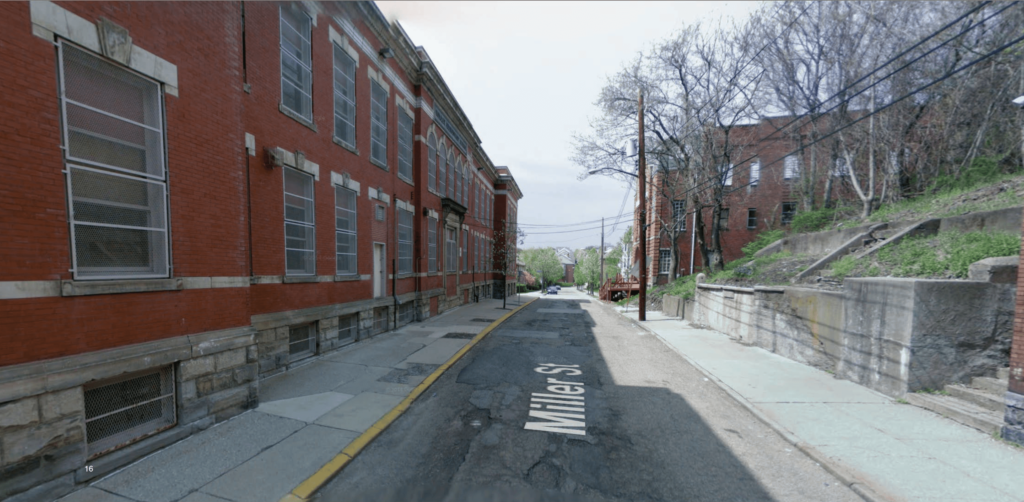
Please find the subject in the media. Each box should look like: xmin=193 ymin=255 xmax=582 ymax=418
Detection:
xmin=376 ymin=1 xmax=762 ymax=249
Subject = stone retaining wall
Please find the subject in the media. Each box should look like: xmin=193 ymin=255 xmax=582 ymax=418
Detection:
xmin=691 ymin=278 xmax=1014 ymax=397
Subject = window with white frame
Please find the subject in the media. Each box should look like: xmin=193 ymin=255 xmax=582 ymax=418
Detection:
xmin=60 ymin=43 xmax=169 ymax=280
xmin=397 ymin=208 xmax=413 ymax=274
xmin=832 ymin=156 xmax=849 ymax=177
xmin=280 ymin=5 xmax=312 ymax=122
xmin=438 ymin=143 xmax=447 ymax=195
xmin=335 ymin=186 xmax=357 ymax=275
xmin=659 ymin=250 xmax=671 ymax=274
xmin=445 ymin=227 xmax=457 ymax=271
xmin=673 ymin=200 xmax=686 ymax=231
xmin=398 ymin=111 xmax=413 ymax=182
xmin=428 ymin=216 xmax=437 ymax=272
xmin=370 ymin=81 xmax=387 ymax=166
xmin=332 ymin=43 xmax=356 ymax=148
xmin=427 ymin=133 xmax=437 ymax=192
xmin=284 ymin=168 xmax=315 ymax=275
xmin=749 ymin=160 xmax=760 ymax=186
xmin=784 ymin=155 xmax=800 ymax=179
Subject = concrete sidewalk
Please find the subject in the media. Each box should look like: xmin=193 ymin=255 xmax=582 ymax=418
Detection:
xmin=622 ymin=309 xmax=1024 ymax=502
xmin=56 ymin=296 xmax=531 ymax=502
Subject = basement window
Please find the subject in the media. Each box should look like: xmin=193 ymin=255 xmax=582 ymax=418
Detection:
xmin=84 ymin=366 xmax=175 ymax=458
xmin=338 ymin=314 xmax=358 ymax=346
xmin=373 ymin=307 xmax=389 ymax=334
xmin=398 ymin=302 xmax=415 ymax=324
xmin=782 ymin=202 xmax=797 ymax=225
xmin=288 ymin=323 xmax=316 ymax=361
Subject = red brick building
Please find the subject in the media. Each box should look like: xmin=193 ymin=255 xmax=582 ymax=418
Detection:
xmin=633 ymin=117 xmax=861 ymax=285
xmin=0 ymin=2 xmax=521 ymax=499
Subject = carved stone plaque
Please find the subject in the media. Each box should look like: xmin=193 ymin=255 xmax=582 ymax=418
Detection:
xmin=98 ymin=18 xmax=132 ymax=65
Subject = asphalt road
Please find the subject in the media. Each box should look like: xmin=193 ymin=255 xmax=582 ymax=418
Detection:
xmin=315 ymin=288 xmax=862 ymax=502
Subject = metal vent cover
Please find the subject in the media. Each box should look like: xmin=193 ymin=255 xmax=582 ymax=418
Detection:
xmin=84 ymin=366 xmax=175 ymax=458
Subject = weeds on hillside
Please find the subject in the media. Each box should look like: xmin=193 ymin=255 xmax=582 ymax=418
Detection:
xmin=828 ymin=230 xmax=1020 ymax=279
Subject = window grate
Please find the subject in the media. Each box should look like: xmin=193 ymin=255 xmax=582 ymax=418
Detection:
xmin=289 ymin=324 xmax=316 ymax=359
xmin=428 ymin=216 xmax=437 ymax=273
xmin=280 ymin=5 xmax=312 ymax=121
xmin=398 ymin=208 xmax=413 ymax=274
xmin=338 ymin=314 xmax=358 ymax=345
xmin=335 ymin=186 xmax=357 ymax=275
xmin=285 ymin=168 xmax=315 ymax=275
xmin=85 ymin=366 xmax=175 ymax=458
xmin=60 ymin=43 xmax=168 ymax=280
xmin=398 ymin=302 xmax=415 ymax=324
xmin=370 ymin=81 xmax=387 ymax=166
xmin=373 ymin=307 xmax=389 ymax=334
xmin=427 ymin=134 xmax=437 ymax=192
xmin=398 ymin=112 xmax=413 ymax=181
xmin=332 ymin=43 xmax=356 ymax=147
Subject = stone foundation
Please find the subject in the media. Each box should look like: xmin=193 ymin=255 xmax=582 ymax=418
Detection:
xmin=1005 ymin=391 xmax=1024 ymax=445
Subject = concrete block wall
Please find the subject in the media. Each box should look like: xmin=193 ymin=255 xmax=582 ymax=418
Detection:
xmin=693 ymin=277 xmax=1015 ymax=398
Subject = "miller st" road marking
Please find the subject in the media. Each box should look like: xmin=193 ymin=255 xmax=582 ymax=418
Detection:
xmin=524 ymin=363 xmax=587 ymax=436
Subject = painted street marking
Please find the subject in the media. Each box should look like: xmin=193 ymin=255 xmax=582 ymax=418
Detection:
xmin=524 ymin=364 xmax=587 ymax=436
xmin=536 ymin=308 xmax=587 ymax=314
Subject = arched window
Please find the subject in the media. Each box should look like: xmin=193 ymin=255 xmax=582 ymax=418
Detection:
xmin=427 ymin=133 xmax=436 ymax=192
xmin=447 ymin=150 xmax=456 ymax=199
xmin=456 ymin=158 xmax=463 ymax=205
xmin=438 ymin=143 xmax=447 ymax=196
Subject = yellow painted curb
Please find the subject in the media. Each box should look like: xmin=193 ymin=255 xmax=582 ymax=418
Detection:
xmin=280 ymin=297 xmax=536 ymax=502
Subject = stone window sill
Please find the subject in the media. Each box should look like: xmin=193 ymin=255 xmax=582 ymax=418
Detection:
xmin=279 ymin=103 xmax=317 ymax=132
xmin=334 ymin=274 xmax=361 ymax=282
xmin=370 ymin=158 xmax=388 ymax=171
xmin=61 ymin=278 xmax=183 ymax=297
xmin=283 ymin=275 xmax=318 ymax=284
xmin=333 ymin=137 xmax=359 ymax=156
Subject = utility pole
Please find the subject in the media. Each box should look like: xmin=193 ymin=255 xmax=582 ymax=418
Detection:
xmin=638 ymin=90 xmax=647 ymax=321
xmin=600 ymin=217 xmax=605 ymax=293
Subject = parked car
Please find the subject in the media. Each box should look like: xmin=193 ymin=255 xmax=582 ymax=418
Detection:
xmin=547 ymin=286 xmax=558 ymax=295
xmin=555 ymin=285 xmax=561 ymax=290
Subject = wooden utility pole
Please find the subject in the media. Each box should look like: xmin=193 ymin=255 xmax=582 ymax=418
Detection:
xmin=638 ymin=90 xmax=647 ymax=321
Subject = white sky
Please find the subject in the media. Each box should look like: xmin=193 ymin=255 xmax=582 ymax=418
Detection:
xmin=376 ymin=1 xmax=763 ymax=249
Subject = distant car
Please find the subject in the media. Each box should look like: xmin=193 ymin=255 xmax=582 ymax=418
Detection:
xmin=547 ymin=286 xmax=558 ymax=295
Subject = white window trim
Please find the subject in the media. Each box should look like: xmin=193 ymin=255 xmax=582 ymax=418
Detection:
xmin=334 ymin=185 xmax=358 ymax=276
xmin=279 ymin=5 xmax=313 ymax=122
xmin=332 ymin=41 xmax=357 ymax=149
xmin=284 ymin=167 xmax=316 ymax=276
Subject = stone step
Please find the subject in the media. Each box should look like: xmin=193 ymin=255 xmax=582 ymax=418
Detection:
xmin=945 ymin=384 xmax=1004 ymax=412
xmin=905 ymin=393 xmax=1003 ymax=435
xmin=971 ymin=376 xmax=1007 ymax=395
xmin=998 ymin=367 xmax=1010 ymax=381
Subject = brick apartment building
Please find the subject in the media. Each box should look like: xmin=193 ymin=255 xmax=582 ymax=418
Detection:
xmin=0 ymin=2 xmax=521 ymax=499
xmin=633 ymin=117 xmax=862 ymax=285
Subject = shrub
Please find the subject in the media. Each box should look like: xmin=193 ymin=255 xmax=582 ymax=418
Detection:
xmin=933 ymin=155 xmax=1004 ymax=193
xmin=790 ymin=207 xmax=836 ymax=233
xmin=742 ymin=229 xmax=785 ymax=258
xmin=830 ymin=255 xmax=858 ymax=281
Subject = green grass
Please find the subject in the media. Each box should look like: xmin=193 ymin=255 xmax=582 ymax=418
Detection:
xmin=790 ymin=207 xmax=837 ymax=233
xmin=830 ymin=255 xmax=858 ymax=281
xmin=876 ymin=231 xmax=1020 ymax=278
xmin=742 ymin=229 xmax=784 ymax=258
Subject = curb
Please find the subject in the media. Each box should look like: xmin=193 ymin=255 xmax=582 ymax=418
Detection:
xmin=612 ymin=308 xmax=890 ymax=502
xmin=280 ymin=297 xmax=538 ymax=502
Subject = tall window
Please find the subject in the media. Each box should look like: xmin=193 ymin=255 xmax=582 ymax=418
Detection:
xmin=784 ymin=155 xmax=800 ymax=179
xmin=428 ymin=216 xmax=437 ymax=272
xmin=782 ymin=202 xmax=797 ymax=225
xmin=335 ymin=186 xmax=357 ymax=275
xmin=475 ymin=183 xmax=480 ymax=219
xmin=280 ymin=6 xmax=312 ymax=121
xmin=447 ymin=151 xmax=456 ymax=199
xmin=370 ymin=81 xmax=387 ymax=166
xmin=719 ymin=208 xmax=730 ymax=231
xmin=60 ymin=44 xmax=168 ymax=279
xmin=747 ymin=208 xmax=757 ymax=229
xmin=750 ymin=160 xmax=760 ymax=186
xmin=438 ymin=144 xmax=447 ymax=195
xmin=445 ymin=227 xmax=457 ymax=272
xmin=462 ymin=229 xmax=468 ymax=271
xmin=456 ymin=159 xmax=463 ymax=205
xmin=659 ymin=250 xmax=671 ymax=274
xmin=427 ymin=133 xmax=437 ymax=192
xmin=673 ymin=200 xmax=686 ymax=231
xmin=398 ymin=111 xmax=413 ymax=182
xmin=332 ymin=44 xmax=356 ymax=147
xmin=720 ymin=164 xmax=734 ymax=186
xmin=397 ymin=208 xmax=413 ymax=274
xmin=284 ymin=168 xmax=315 ymax=275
